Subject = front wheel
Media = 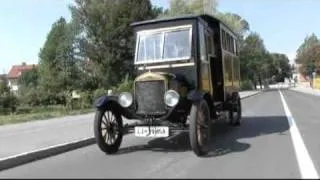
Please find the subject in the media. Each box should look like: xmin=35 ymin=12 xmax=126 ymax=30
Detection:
xmin=189 ymin=100 xmax=212 ymax=156
xmin=94 ymin=104 xmax=123 ymax=154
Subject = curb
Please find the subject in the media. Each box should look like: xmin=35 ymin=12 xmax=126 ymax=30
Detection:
xmin=0 ymin=137 xmax=96 ymax=171
xmin=240 ymin=91 xmax=262 ymax=100
xmin=0 ymin=91 xmax=263 ymax=171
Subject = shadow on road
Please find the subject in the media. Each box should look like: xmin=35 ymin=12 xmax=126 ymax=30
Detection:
xmin=113 ymin=116 xmax=289 ymax=157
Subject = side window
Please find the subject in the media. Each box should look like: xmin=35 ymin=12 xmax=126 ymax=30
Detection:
xmin=234 ymin=39 xmax=238 ymax=55
xmin=223 ymin=30 xmax=227 ymax=50
xmin=230 ymin=35 xmax=233 ymax=53
xmin=199 ymin=23 xmax=207 ymax=61
xmin=205 ymin=29 xmax=215 ymax=57
xmin=221 ymin=30 xmax=224 ymax=50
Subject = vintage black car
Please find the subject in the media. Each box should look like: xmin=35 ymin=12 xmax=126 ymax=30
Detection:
xmin=93 ymin=14 xmax=242 ymax=156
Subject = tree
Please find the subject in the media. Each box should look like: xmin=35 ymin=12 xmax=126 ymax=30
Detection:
xmin=295 ymin=33 xmax=320 ymax=77
xmin=216 ymin=12 xmax=250 ymax=39
xmin=38 ymin=17 xmax=82 ymax=105
xmin=161 ymin=0 xmax=249 ymax=39
xmin=240 ymin=32 xmax=270 ymax=88
xmin=0 ymin=81 xmax=18 ymax=114
xmin=296 ymin=33 xmax=319 ymax=64
xmin=38 ymin=17 xmax=69 ymax=93
xmin=270 ymin=53 xmax=291 ymax=81
xmin=69 ymin=0 xmax=162 ymax=88
xmin=18 ymin=67 xmax=39 ymax=88
xmin=161 ymin=0 xmax=218 ymax=18
xmin=298 ymin=44 xmax=320 ymax=76
xmin=0 ymin=81 xmax=9 ymax=95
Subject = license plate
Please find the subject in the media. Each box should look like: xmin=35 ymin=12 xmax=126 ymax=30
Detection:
xmin=134 ymin=126 xmax=169 ymax=137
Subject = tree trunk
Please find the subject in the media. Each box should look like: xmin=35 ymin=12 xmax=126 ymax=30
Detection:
xmin=258 ymin=75 xmax=263 ymax=90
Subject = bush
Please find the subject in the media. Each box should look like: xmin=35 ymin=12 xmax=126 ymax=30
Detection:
xmin=240 ymin=80 xmax=254 ymax=91
xmin=112 ymin=80 xmax=133 ymax=94
xmin=31 ymin=105 xmax=66 ymax=113
xmin=77 ymin=91 xmax=93 ymax=109
xmin=0 ymin=92 xmax=19 ymax=115
xmin=16 ymin=106 xmax=32 ymax=114
xmin=93 ymin=88 xmax=108 ymax=100
xmin=19 ymin=88 xmax=41 ymax=107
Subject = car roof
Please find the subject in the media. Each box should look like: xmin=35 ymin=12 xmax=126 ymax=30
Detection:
xmin=130 ymin=14 xmax=236 ymax=37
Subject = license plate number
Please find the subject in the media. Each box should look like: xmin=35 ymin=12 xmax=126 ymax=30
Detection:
xmin=134 ymin=126 xmax=169 ymax=137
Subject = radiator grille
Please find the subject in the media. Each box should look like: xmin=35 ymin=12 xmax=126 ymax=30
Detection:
xmin=135 ymin=80 xmax=166 ymax=115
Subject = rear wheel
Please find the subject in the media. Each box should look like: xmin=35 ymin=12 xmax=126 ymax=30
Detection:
xmin=229 ymin=95 xmax=242 ymax=126
xmin=189 ymin=100 xmax=212 ymax=156
xmin=94 ymin=104 xmax=123 ymax=154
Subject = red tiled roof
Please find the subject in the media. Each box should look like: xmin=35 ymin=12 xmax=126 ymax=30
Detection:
xmin=7 ymin=63 xmax=37 ymax=79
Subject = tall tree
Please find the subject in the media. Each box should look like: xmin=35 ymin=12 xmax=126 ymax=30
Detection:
xmin=271 ymin=53 xmax=291 ymax=81
xmin=39 ymin=17 xmax=68 ymax=93
xmin=38 ymin=17 xmax=81 ymax=105
xmin=296 ymin=33 xmax=319 ymax=63
xmin=18 ymin=67 xmax=39 ymax=88
xmin=216 ymin=12 xmax=250 ymax=39
xmin=295 ymin=33 xmax=320 ymax=77
xmin=70 ymin=0 xmax=162 ymax=88
xmin=161 ymin=0 xmax=249 ymax=39
xmin=161 ymin=0 xmax=218 ymax=18
xmin=240 ymin=32 xmax=269 ymax=88
xmin=298 ymin=44 xmax=320 ymax=76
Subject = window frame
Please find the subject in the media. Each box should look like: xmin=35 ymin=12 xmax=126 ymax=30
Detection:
xmin=134 ymin=24 xmax=193 ymax=65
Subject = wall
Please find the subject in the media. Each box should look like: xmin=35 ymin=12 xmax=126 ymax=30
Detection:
xmin=314 ymin=76 xmax=320 ymax=89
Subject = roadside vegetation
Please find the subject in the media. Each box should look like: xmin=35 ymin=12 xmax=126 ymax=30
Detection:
xmin=295 ymin=34 xmax=320 ymax=78
xmin=1 ymin=0 xmax=293 ymax=125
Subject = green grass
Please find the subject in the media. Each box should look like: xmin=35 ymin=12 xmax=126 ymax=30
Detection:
xmin=0 ymin=108 xmax=95 ymax=126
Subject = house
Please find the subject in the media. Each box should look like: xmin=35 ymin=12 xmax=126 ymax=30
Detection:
xmin=7 ymin=62 xmax=37 ymax=92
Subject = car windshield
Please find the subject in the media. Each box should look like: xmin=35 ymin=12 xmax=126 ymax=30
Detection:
xmin=136 ymin=27 xmax=191 ymax=63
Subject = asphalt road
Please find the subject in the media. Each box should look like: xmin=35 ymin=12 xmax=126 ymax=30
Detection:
xmin=0 ymin=91 xmax=258 ymax=159
xmin=0 ymin=113 xmax=95 ymax=159
xmin=0 ymin=89 xmax=319 ymax=178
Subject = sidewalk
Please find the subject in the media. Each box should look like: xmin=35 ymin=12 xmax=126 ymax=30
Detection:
xmin=290 ymin=86 xmax=320 ymax=96
xmin=0 ymin=90 xmax=260 ymax=160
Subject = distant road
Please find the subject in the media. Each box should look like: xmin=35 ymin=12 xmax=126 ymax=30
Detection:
xmin=1 ymin=89 xmax=320 ymax=178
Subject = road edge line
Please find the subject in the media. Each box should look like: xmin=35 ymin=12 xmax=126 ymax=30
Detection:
xmin=278 ymin=90 xmax=319 ymax=179
xmin=0 ymin=137 xmax=96 ymax=171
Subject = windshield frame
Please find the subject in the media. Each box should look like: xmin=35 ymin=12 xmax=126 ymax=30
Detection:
xmin=134 ymin=24 xmax=193 ymax=65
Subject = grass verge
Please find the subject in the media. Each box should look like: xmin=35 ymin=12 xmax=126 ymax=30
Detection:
xmin=0 ymin=108 xmax=95 ymax=126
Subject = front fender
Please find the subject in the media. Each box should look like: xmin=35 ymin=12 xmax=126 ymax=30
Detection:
xmin=94 ymin=95 xmax=118 ymax=109
xmin=187 ymin=90 xmax=207 ymax=102
xmin=94 ymin=95 xmax=137 ymax=119
xmin=187 ymin=90 xmax=215 ymax=118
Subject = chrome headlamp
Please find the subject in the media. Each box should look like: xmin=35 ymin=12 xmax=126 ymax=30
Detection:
xmin=118 ymin=92 xmax=133 ymax=108
xmin=164 ymin=90 xmax=180 ymax=107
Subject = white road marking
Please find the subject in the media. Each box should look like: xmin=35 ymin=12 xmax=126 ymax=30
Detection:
xmin=279 ymin=90 xmax=319 ymax=179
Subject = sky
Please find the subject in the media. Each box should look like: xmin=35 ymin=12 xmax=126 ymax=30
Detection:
xmin=1 ymin=0 xmax=320 ymax=74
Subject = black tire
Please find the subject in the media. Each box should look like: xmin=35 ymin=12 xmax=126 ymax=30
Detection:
xmin=94 ymin=104 xmax=123 ymax=154
xmin=189 ymin=100 xmax=212 ymax=156
xmin=229 ymin=95 xmax=242 ymax=126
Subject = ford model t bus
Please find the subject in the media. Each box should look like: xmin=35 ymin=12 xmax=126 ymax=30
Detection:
xmin=93 ymin=14 xmax=242 ymax=156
